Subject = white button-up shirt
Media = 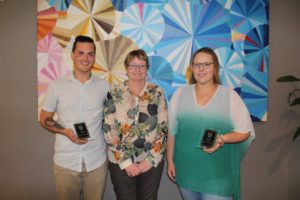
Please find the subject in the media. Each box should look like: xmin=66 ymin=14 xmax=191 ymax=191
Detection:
xmin=43 ymin=74 xmax=109 ymax=172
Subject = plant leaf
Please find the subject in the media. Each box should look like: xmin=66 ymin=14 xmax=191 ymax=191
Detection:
xmin=290 ymin=97 xmax=300 ymax=106
xmin=292 ymin=126 xmax=300 ymax=141
xmin=277 ymin=75 xmax=300 ymax=82
xmin=288 ymin=89 xmax=300 ymax=106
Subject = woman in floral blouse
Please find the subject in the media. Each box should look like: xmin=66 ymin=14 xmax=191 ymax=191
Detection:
xmin=103 ymin=49 xmax=168 ymax=200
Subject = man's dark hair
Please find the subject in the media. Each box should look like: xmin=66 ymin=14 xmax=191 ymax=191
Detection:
xmin=72 ymin=35 xmax=96 ymax=52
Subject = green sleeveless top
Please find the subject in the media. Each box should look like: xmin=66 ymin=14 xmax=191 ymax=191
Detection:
xmin=171 ymin=85 xmax=253 ymax=200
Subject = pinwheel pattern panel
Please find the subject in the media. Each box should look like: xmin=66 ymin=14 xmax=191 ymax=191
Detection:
xmin=37 ymin=0 xmax=269 ymax=121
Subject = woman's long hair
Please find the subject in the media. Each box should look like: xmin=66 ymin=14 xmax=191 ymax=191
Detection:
xmin=188 ymin=47 xmax=221 ymax=85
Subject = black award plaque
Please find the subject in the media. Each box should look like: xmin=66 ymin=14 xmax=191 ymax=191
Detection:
xmin=74 ymin=122 xmax=90 ymax=139
xmin=201 ymin=129 xmax=217 ymax=148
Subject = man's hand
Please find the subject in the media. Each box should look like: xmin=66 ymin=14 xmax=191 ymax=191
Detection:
xmin=64 ymin=128 xmax=87 ymax=145
xmin=40 ymin=110 xmax=87 ymax=145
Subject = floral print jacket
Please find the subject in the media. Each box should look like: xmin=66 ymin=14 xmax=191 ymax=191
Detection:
xmin=103 ymin=81 xmax=168 ymax=170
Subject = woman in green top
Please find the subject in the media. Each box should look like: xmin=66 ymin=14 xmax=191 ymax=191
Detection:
xmin=167 ymin=47 xmax=255 ymax=200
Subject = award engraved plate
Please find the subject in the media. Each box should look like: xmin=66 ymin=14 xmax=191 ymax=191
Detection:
xmin=201 ymin=129 xmax=217 ymax=148
xmin=74 ymin=122 xmax=90 ymax=139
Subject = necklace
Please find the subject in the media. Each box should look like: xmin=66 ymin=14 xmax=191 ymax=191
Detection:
xmin=195 ymin=84 xmax=218 ymax=103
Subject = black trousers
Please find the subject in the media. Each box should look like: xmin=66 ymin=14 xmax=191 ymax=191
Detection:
xmin=109 ymin=161 xmax=164 ymax=200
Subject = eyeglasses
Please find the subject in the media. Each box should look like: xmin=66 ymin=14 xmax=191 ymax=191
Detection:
xmin=128 ymin=64 xmax=147 ymax=70
xmin=192 ymin=62 xmax=213 ymax=69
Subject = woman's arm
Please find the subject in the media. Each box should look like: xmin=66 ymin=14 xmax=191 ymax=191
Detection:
xmin=138 ymin=88 xmax=168 ymax=173
xmin=204 ymin=88 xmax=253 ymax=154
xmin=221 ymin=131 xmax=250 ymax=143
xmin=203 ymin=131 xmax=250 ymax=154
xmin=166 ymin=132 xmax=176 ymax=182
xmin=103 ymin=92 xmax=134 ymax=169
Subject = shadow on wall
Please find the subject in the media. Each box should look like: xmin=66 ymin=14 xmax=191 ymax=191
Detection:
xmin=265 ymin=109 xmax=300 ymax=200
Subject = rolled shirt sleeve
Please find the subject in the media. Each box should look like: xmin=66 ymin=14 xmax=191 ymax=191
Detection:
xmin=42 ymin=82 xmax=58 ymax=112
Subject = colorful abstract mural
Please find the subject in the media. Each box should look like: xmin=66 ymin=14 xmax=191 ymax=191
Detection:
xmin=37 ymin=0 xmax=269 ymax=121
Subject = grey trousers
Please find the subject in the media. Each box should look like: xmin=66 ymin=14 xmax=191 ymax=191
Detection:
xmin=109 ymin=161 xmax=164 ymax=200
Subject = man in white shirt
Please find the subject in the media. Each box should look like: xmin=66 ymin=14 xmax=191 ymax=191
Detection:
xmin=40 ymin=35 xmax=109 ymax=200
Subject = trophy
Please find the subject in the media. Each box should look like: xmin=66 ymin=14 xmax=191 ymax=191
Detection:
xmin=74 ymin=122 xmax=90 ymax=139
xmin=201 ymin=129 xmax=217 ymax=148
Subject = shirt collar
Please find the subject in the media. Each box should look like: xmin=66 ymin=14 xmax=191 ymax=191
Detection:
xmin=67 ymin=72 xmax=94 ymax=84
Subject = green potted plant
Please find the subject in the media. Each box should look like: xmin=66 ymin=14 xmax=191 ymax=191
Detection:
xmin=277 ymin=75 xmax=300 ymax=140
